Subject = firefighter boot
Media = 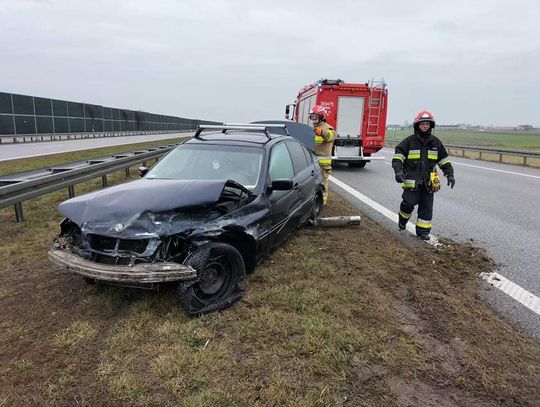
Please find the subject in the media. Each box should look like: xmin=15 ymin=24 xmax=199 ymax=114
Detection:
xmin=398 ymin=209 xmax=411 ymax=231
xmin=418 ymin=234 xmax=431 ymax=241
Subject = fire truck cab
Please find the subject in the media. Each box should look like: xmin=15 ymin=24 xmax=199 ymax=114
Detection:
xmin=286 ymin=79 xmax=388 ymax=167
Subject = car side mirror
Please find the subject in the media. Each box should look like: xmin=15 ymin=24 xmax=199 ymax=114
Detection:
xmin=270 ymin=179 xmax=294 ymax=191
xmin=138 ymin=166 xmax=148 ymax=177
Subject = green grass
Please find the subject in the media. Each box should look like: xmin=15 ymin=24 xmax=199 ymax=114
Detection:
xmin=386 ymin=129 xmax=540 ymax=150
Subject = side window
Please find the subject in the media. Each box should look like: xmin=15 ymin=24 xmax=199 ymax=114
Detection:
xmin=301 ymin=144 xmax=314 ymax=165
xmin=268 ymin=142 xmax=294 ymax=181
xmin=286 ymin=141 xmax=309 ymax=174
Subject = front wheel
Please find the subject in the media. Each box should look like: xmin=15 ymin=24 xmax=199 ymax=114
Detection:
xmin=178 ymin=242 xmax=246 ymax=316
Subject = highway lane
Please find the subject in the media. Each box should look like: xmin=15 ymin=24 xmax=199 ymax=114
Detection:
xmin=332 ymin=148 xmax=540 ymax=339
xmin=0 ymin=132 xmax=193 ymax=162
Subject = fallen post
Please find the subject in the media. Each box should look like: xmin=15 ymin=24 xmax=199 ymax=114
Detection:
xmin=315 ymin=215 xmax=361 ymax=227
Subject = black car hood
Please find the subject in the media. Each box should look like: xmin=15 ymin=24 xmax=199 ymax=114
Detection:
xmin=58 ymin=178 xmax=240 ymax=237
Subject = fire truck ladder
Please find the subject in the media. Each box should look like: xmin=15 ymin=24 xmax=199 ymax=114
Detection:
xmin=366 ymin=78 xmax=387 ymax=137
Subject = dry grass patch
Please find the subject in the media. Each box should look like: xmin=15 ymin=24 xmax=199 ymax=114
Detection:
xmin=501 ymin=154 xmax=527 ymax=165
xmin=53 ymin=320 xmax=98 ymax=348
xmin=526 ymin=157 xmax=540 ymax=167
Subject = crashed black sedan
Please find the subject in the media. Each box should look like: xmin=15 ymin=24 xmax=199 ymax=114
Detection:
xmin=49 ymin=123 xmax=324 ymax=315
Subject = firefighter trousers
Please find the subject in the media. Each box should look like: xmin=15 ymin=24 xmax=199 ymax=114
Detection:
xmin=320 ymin=164 xmax=332 ymax=204
xmin=398 ymin=185 xmax=434 ymax=236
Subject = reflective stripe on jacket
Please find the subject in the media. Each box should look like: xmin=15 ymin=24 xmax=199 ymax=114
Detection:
xmin=391 ymin=132 xmax=454 ymax=189
xmin=318 ymin=157 xmax=332 ymax=166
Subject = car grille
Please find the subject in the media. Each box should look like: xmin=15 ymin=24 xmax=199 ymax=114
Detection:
xmin=87 ymin=234 xmax=149 ymax=255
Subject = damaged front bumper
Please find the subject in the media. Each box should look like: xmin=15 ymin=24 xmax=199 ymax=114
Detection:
xmin=48 ymin=248 xmax=197 ymax=284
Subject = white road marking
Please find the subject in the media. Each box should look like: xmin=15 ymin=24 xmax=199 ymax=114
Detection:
xmin=330 ymin=175 xmax=540 ymax=317
xmin=330 ymin=176 xmax=440 ymax=247
xmin=0 ymin=148 xmax=95 ymax=162
xmin=480 ymin=272 xmax=540 ymax=315
xmin=381 ymin=149 xmax=540 ymax=179
xmin=452 ymin=162 xmax=540 ymax=179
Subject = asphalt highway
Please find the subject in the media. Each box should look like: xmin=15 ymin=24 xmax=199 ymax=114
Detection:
xmin=332 ymin=147 xmax=540 ymax=339
xmin=0 ymin=132 xmax=192 ymax=162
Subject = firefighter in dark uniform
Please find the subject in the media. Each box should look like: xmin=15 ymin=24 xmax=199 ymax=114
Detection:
xmin=392 ymin=110 xmax=455 ymax=240
xmin=309 ymin=104 xmax=335 ymax=205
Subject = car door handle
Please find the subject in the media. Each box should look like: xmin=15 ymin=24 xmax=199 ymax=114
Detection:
xmin=294 ymin=183 xmax=300 ymax=190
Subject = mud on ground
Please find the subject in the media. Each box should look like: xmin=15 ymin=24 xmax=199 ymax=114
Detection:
xmin=0 ymin=191 xmax=539 ymax=406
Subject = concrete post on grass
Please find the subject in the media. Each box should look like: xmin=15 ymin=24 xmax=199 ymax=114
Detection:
xmin=315 ymin=216 xmax=361 ymax=227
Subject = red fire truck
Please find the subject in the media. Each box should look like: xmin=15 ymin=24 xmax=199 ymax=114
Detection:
xmin=285 ymin=79 xmax=388 ymax=167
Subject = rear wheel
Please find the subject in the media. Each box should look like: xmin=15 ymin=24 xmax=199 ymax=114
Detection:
xmin=308 ymin=194 xmax=324 ymax=225
xmin=178 ymin=242 xmax=246 ymax=316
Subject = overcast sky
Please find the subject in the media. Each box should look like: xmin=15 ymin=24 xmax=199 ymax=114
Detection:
xmin=1 ymin=0 xmax=539 ymax=126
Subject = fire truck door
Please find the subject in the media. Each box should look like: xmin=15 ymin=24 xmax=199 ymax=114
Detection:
xmin=335 ymin=96 xmax=365 ymax=157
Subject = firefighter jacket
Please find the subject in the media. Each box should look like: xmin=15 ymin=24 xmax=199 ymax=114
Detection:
xmin=314 ymin=122 xmax=335 ymax=166
xmin=392 ymin=132 xmax=453 ymax=190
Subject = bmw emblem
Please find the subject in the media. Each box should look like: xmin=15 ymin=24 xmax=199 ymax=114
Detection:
xmin=113 ymin=223 xmax=124 ymax=233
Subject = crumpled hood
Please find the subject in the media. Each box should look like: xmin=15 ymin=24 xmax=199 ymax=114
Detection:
xmin=58 ymin=178 xmax=230 ymax=237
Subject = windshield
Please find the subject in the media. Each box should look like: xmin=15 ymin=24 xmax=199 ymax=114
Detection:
xmin=146 ymin=144 xmax=264 ymax=189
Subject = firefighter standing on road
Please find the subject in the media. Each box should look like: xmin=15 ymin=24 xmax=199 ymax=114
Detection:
xmin=392 ymin=110 xmax=455 ymax=240
xmin=310 ymin=105 xmax=335 ymax=204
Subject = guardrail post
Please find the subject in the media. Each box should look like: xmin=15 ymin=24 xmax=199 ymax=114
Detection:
xmin=499 ymin=153 xmax=502 ymax=163
xmin=524 ymin=156 xmax=527 ymax=166
xmin=68 ymin=185 xmax=75 ymax=198
xmin=479 ymin=151 xmax=483 ymax=160
xmin=14 ymin=203 xmax=24 ymax=222
xmin=101 ymin=175 xmax=108 ymax=187
xmin=125 ymin=168 xmax=130 ymax=177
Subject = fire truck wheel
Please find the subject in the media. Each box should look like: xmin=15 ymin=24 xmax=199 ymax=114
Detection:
xmin=348 ymin=161 xmax=367 ymax=168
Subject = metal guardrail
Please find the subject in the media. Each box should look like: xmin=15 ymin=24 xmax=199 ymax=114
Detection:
xmin=385 ymin=140 xmax=540 ymax=167
xmin=0 ymin=145 xmax=177 ymax=221
xmin=0 ymin=129 xmax=191 ymax=144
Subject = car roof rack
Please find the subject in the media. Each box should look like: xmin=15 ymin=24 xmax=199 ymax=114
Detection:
xmin=195 ymin=123 xmax=288 ymax=140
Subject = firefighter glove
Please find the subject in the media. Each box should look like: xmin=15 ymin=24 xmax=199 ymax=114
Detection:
xmin=447 ymin=175 xmax=455 ymax=188
xmin=395 ymin=171 xmax=405 ymax=183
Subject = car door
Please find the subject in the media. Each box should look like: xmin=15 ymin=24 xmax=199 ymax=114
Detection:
xmin=286 ymin=140 xmax=316 ymax=223
xmin=267 ymin=141 xmax=302 ymax=249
